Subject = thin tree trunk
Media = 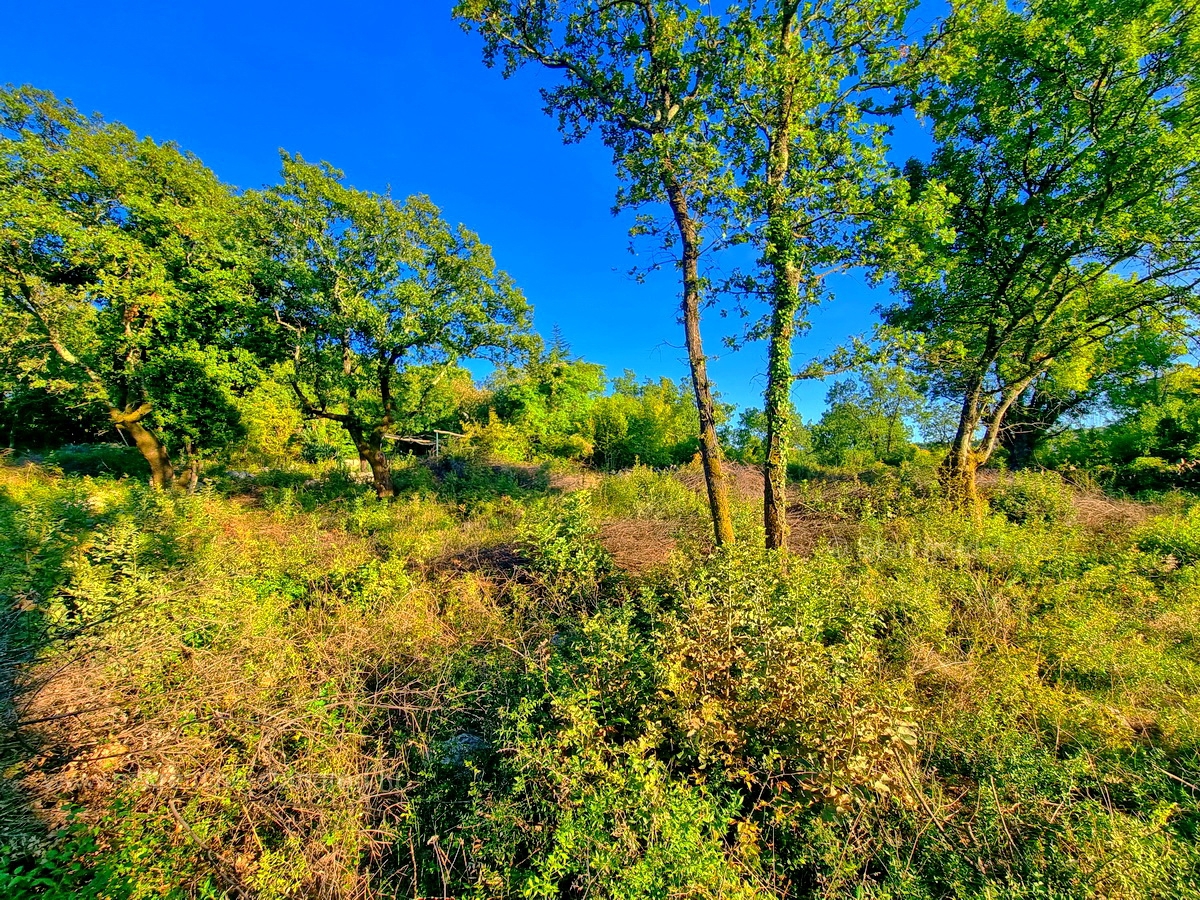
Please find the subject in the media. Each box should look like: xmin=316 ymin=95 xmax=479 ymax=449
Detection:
xmin=663 ymin=173 xmax=734 ymax=547
xmin=762 ymin=15 xmax=800 ymax=551
xmin=763 ymin=220 xmax=802 ymax=550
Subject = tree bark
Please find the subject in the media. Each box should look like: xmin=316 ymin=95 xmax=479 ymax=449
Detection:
xmin=999 ymin=422 xmax=1040 ymax=470
xmin=939 ymin=380 xmax=983 ymax=511
xmin=347 ymin=422 xmax=394 ymax=499
xmin=763 ymin=220 xmax=802 ymax=550
xmin=112 ymin=407 xmax=175 ymax=490
xmin=662 ymin=173 xmax=735 ymax=547
xmin=761 ymin=13 xmax=801 ymax=551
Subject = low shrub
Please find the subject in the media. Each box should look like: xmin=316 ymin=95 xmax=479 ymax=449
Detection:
xmin=518 ymin=492 xmax=613 ymax=603
xmin=42 ymin=443 xmax=149 ymax=480
xmin=1134 ymin=504 xmax=1200 ymax=566
xmin=989 ymin=470 xmax=1075 ymax=524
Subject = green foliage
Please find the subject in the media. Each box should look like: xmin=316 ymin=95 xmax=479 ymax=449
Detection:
xmin=988 ymin=470 xmax=1075 ymax=525
xmin=5 ymin=453 xmax=1200 ymax=898
xmin=1134 ymin=505 xmax=1200 ymax=567
xmin=1046 ymin=364 xmax=1200 ymax=491
xmin=488 ymin=338 xmax=605 ymax=460
xmin=0 ymin=819 xmax=132 ymax=900
xmin=0 ymin=85 xmax=261 ymax=481
xmin=591 ymin=374 xmax=704 ymax=470
xmin=41 ymin=444 xmax=149 ymax=479
xmin=592 ymin=464 xmax=706 ymax=522
xmin=883 ymin=0 xmax=1200 ymax=493
xmin=518 ymin=492 xmax=613 ymax=603
xmin=253 ymin=152 xmax=531 ymax=495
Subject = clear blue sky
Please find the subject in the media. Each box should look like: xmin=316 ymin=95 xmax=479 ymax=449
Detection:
xmin=0 ymin=1 xmax=940 ymax=421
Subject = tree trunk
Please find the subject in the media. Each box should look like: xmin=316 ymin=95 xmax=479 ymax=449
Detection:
xmin=114 ymin=412 xmax=175 ymax=490
xmin=346 ymin=423 xmax=394 ymax=500
xmin=366 ymin=435 xmax=394 ymax=500
xmin=939 ymin=382 xmax=983 ymax=511
xmin=999 ymin=423 xmax=1039 ymax=470
xmin=999 ymin=387 xmax=1069 ymax=469
xmin=763 ymin=220 xmax=802 ymax=550
xmin=663 ymin=174 xmax=735 ymax=547
xmin=762 ymin=36 xmax=800 ymax=551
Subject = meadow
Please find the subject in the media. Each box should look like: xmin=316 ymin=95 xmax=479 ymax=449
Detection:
xmin=1 ymin=450 xmax=1196 ymax=898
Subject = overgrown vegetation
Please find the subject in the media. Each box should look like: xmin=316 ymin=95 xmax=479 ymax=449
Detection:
xmin=3 ymin=1 xmax=1200 ymax=897
xmin=0 ymin=452 xmax=1198 ymax=898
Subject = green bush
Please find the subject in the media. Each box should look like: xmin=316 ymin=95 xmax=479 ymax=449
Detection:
xmin=1118 ymin=455 xmax=1191 ymax=492
xmin=518 ymin=493 xmax=613 ymax=603
xmin=1134 ymin=504 xmax=1200 ymax=566
xmin=989 ymin=470 xmax=1075 ymax=524
xmin=42 ymin=444 xmax=149 ymax=480
xmin=592 ymin=464 xmax=705 ymax=522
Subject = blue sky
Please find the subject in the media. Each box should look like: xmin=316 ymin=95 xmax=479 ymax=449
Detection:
xmin=0 ymin=1 xmax=940 ymax=420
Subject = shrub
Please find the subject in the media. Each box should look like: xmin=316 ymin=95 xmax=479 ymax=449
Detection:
xmin=42 ymin=444 xmax=149 ymax=480
xmin=518 ymin=493 xmax=613 ymax=603
xmin=592 ymin=464 xmax=705 ymax=522
xmin=989 ymin=470 xmax=1074 ymax=525
xmin=1134 ymin=504 xmax=1200 ymax=566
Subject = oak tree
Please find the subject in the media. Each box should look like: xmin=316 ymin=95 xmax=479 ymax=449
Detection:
xmin=888 ymin=0 xmax=1200 ymax=505
xmin=256 ymin=153 xmax=530 ymax=498
xmin=0 ymin=86 xmax=255 ymax=488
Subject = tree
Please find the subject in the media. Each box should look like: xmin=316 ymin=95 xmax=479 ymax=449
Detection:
xmin=0 ymin=86 xmax=256 ymax=488
xmin=997 ymin=320 xmax=1182 ymax=468
xmin=887 ymin=0 xmax=1200 ymax=505
xmin=812 ymin=361 xmax=927 ymax=465
xmin=724 ymin=404 xmax=811 ymax=467
xmin=717 ymin=0 xmax=910 ymax=547
xmin=489 ymin=336 xmax=607 ymax=458
xmin=256 ymin=153 xmax=530 ymax=498
xmin=591 ymin=372 xmax=707 ymax=469
xmin=454 ymin=0 xmax=737 ymax=545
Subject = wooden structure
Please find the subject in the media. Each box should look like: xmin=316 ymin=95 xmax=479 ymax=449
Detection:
xmin=382 ymin=429 xmax=465 ymax=457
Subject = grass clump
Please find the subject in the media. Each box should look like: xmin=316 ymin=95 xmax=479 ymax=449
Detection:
xmin=989 ymin=470 xmax=1076 ymax=525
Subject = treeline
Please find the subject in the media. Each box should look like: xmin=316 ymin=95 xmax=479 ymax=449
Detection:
xmin=4 ymin=0 xmax=1200 ymax=547
xmin=454 ymin=0 xmax=1200 ymax=545
xmin=0 ymin=87 xmax=532 ymax=498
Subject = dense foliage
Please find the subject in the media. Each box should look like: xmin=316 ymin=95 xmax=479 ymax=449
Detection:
xmin=2 ymin=458 xmax=1198 ymax=899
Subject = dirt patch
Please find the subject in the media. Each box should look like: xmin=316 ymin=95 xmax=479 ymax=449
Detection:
xmin=600 ymin=519 xmax=678 ymax=574
xmin=431 ymin=542 xmax=528 ymax=580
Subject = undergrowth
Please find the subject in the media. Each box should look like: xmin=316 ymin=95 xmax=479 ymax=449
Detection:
xmin=1 ymin=458 xmax=1198 ymax=898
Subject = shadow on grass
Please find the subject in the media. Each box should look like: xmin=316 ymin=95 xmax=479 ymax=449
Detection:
xmin=0 ymin=467 xmax=194 ymax=870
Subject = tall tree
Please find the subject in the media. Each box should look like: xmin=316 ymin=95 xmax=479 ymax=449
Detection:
xmin=718 ymin=0 xmax=910 ymax=547
xmin=454 ymin=0 xmax=737 ymax=545
xmin=256 ymin=153 xmax=530 ymax=498
xmin=0 ymin=86 xmax=255 ymax=488
xmin=887 ymin=0 xmax=1200 ymax=505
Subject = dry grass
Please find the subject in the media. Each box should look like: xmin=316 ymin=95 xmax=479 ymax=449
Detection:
xmin=674 ymin=459 xmax=765 ymax=501
xmin=785 ymin=514 xmax=863 ymax=556
xmin=1070 ymin=490 xmax=1159 ymax=531
xmin=1 ymin=471 xmax=519 ymax=898
xmin=599 ymin=518 xmax=678 ymax=574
